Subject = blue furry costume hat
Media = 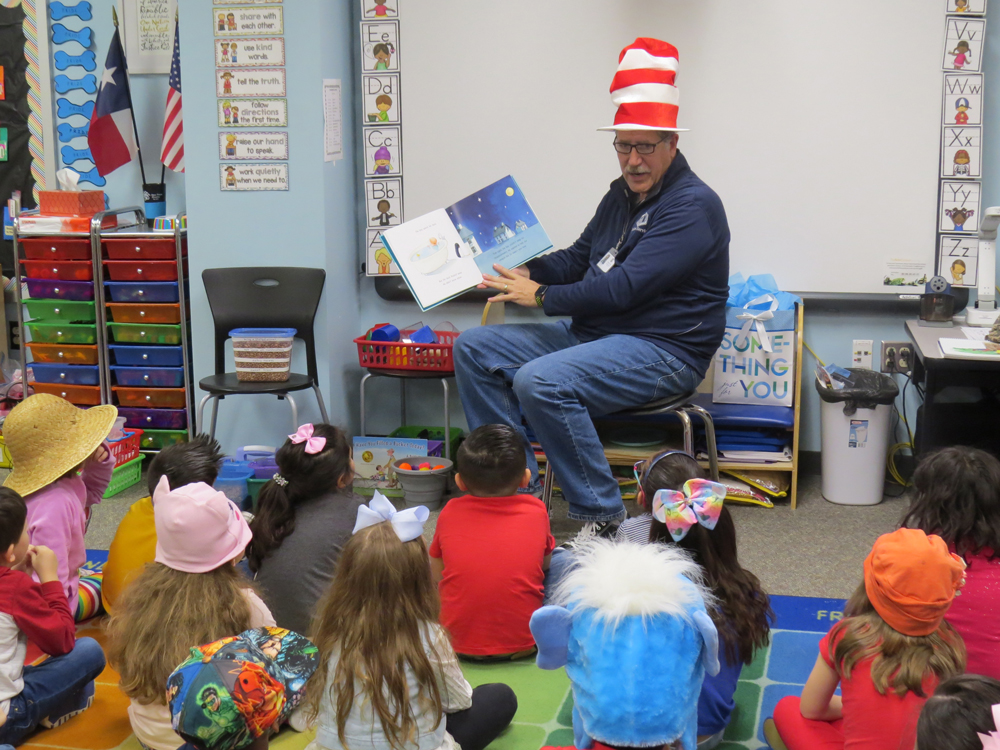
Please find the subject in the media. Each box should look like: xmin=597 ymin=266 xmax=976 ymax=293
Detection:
xmin=530 ymin=540 xmax=720 ymax=750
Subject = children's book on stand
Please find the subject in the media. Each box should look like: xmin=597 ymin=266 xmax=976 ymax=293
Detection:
xmin=353 ymin=436 xmax=428 ymax=497
xmin=380 ymin=175 xmax=553 ymax=311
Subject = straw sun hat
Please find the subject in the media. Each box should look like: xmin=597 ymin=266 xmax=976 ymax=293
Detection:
xmin=3 ymin=394 xmax=118 ymax=497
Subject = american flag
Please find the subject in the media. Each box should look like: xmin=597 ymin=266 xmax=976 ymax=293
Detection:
xmin=160 ymin=19 xmax=184 ymax=172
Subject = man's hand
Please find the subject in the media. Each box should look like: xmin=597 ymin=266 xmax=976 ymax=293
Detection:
xmin=25 ymin=545 xmax=59 ymax=584
xmin=480 ymin=264 xmax=540 ymax=308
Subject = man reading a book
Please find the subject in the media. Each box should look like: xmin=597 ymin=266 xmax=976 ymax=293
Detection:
xmin=453 ymin=38 xmax=730 ymax=537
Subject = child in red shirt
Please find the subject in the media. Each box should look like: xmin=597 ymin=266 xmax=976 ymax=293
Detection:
xmin=764 ymin=528 xmax=967 ymax=750
xmin=900 ymin=445 xmax=1000 ymax=679
xmin=429 ymin=424 xmax=555 ymax=658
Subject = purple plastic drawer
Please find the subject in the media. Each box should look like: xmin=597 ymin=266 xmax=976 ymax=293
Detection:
xmin=111 ymin=365 xmax=185 ymax=387
xmin=250 ymin=458 xmax=279 ymax=478
xmin=25 ymin=278 xmax=95 ymax=301
xmin=118 ymin=407 xmax=188 ymax=430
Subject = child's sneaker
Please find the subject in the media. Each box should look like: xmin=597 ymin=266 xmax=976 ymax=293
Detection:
xmin=40 ymin=681 xmax=95 ymax=728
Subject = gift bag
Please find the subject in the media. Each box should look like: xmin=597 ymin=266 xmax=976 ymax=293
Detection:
xmin=712 ymin=275 xmax=799 ymax=407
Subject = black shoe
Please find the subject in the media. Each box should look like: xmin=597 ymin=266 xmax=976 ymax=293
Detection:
xmin=561 ymin=520 xmax=620 ymax=548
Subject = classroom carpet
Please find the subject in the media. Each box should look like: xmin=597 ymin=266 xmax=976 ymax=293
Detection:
xmin=25 ymin=553 xmax=843 ymax=750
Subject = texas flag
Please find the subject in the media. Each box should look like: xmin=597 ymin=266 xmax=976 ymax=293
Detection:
xmin=89 ymin=28 xmax=137 ymax=176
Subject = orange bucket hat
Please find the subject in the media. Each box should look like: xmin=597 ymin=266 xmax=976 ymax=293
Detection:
xmin=863 ymin=528 xmax=966 ymax=637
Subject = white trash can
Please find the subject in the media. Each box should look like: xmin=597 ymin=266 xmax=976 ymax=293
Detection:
xmin=816 ymin=369 xmax=899 ymax=505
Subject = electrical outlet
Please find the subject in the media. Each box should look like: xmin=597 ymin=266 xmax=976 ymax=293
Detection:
xmin=852 ymin=339 xmax=874 ymax=370
xmin=881 ymin=341 xmax=913 ymax=375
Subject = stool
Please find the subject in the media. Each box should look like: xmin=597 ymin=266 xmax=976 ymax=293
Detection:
xmin=540 ymin=389 xmax=719 ymax=511
xmin=359 ymin=369 xmax=455 ymax=460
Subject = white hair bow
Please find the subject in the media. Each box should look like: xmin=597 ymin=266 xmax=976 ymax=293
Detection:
xmin=979 ymin=704 xmax=1000 ymax=750
xmin=352 ymin=491 xmax=429 ymax=543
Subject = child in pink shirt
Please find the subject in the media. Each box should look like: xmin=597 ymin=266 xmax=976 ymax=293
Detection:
xmin=2 ymin=395 xmax=116 ymax=619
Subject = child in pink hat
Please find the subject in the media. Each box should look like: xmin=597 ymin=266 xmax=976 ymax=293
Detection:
xmin=107 ymin=476 xmax=274 ymax=750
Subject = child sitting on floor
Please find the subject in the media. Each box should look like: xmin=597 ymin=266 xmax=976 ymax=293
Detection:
xmin=0 ymin=487 xmax=105 ymax=745
xmin=901 ymin=445 xmax=1000 ymax=679
xmin=2 ymin=393 xmax=116 ymax=620
xmin=108 ymin=478 xmax=275 ymax=750
xmin=764 ymin=528 xmax=967 ymax=750
xmin=248 ymin=423 xmax=361 ymax=634
xmin=429 ymin=424 xmax=555 ymax=659
xmin=302 ymin=495 xmax=517 ymax=750
xmin=102 ymin=434 xmax=225 ymax=615
xmin=916 ymin=674 xmax=1000 ymax=750
xmin=636 ymin=450 xmax=772 ymax=749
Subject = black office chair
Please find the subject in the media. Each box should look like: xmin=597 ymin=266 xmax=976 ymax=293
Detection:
xmin=197 ymin=267 xmax=329 ymax=438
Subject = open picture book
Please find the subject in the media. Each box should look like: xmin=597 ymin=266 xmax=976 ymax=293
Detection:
xmin=380 ymin=175 xmax=553 ymax=310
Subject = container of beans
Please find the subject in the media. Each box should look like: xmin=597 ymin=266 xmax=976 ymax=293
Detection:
xmin=230 ymin=328 xmax=296 ymax=382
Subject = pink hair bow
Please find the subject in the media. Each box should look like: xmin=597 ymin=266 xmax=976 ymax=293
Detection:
xmin=651 ymin=478 xmax=727 ymax=542
xmin=289 ymin=423 xmax=326 ymax=454
xmin=979 ymin=704 xmax=1000 ymax=750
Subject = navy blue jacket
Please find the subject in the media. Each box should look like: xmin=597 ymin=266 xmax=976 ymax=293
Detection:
xmin=527 ymin=151 xmax=730 ymax=376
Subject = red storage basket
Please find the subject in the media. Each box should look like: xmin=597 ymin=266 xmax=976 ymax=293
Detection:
xmin=354 ymin=327 xmax=458 ymax=373
xmin=20 ymin=238 xmax=92 ymax=261
xmin=103 ymin=238 xmax=187 ymax=260
xmin=108 ymin=428 xmax=144 ymax=467
xmin=103 ymin=260 xmax=187 ymax=281
xmin=20 ymin=260 xmax=94 ymax=281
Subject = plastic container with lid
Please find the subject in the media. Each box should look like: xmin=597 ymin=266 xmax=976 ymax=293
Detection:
xmin=230 ymin=329 xmax=295 ymax=382
xmin=229 ymin=328 xmax=296 ymax=349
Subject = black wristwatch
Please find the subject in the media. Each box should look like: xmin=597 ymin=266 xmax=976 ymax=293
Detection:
xmin=535 ymin=285 xmax=549 ymax=308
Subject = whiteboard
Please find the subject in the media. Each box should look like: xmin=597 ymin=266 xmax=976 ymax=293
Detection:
xmin=398 ymin=1 xmax=946 ymax=294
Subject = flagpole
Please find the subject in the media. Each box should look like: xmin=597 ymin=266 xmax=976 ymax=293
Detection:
xmin=112 ymin=6 xmax=148 ymax=187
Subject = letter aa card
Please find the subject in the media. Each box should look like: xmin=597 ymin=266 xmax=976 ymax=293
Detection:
xmin=943 ymin=17 xmax=985 ymax=72
xmin=939 ymin=181 xmax=980 ymax=233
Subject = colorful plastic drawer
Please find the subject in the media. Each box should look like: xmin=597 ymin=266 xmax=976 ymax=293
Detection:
xmin=113 ymin=387 xmax=187 ymax=409
xmin=23 ymin=300 xmax=95 ymax=323
xmin=30 ymin=363 xmax=100 ymax=385
xmin=107 ymin=323 xmax=181 ymax=345
xmin=105 ymin=281 xmax=179 ymax=303
xmin=20 ymin=238 xmax=91 ymax=261
xmin=109 ymin=344 xmax=183 ymax=367
xmin=27 ymin=343 xmax=99 ymax=365
xmin=119 ymin=408 xmax=187 ymax=430
xmin=111 ymin=365 xmax=185 ymax=387
xmin=25 ymin=322 xmax=97 ymax=344
xmin=26 ymin=278 xmax=94 ymax=301
xmin=103 ymin=260 xmax=186 ymax=282
xmin=138 ymin=428 xmax=188 ymax=451
xmin=30 ymin=382 xmax=102 ymax=406
xmin=106 ymin=303 xmax=181 ymax=324
xmin=21 ymin=260 xmax=93 ymax=281
xmin=104 ymin=237 xmax=186 ymax=260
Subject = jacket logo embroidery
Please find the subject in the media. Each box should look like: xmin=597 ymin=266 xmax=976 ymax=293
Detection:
xmin=632 ymin=212 xmax=649 ymax=233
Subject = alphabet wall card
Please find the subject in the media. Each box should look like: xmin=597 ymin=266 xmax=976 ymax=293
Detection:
xmin=945 ymin=0 xmax=986 ymax=14
xmin=941 ymin=125 xmax=981 ymax=178
xmin=214 ymin=6 xmax=283 ymax=36
xmin=217 ymin=68 xmax=286 ymax=97
xmin=220 ymin=163 xmax=289 ymax=191
xmin=219 ymin=131 xmax=288 ymax=160
xmin=942 ymin=17 xmax=985 ymax=72
xmin=943 ymin=73 xmax=983 ymax=125
xmin=363 ymin=74 xmax=400 ymax=124
xmin=367 ymin=229 xmax=399 ymax=275
xmin=360 ymin=21 xmax=399 ymax=72
xmin=939 ymin=180 xmax=981 ymax=232
xmin=216 ymin=37 xmax=285 ymax=67
xmin=364 ymin=126 xmax=402 ymax=176
xmin=939 ymin=235 xmax=978 ymax=287
xmin=214 ymin=0 xmax=281 ymax=4
xmin=366 ymin=178 xmax=403 ymax=230
xmin=361 ymin=0 xmax=397 ymax=19
xmin=218 ymin=97 xmax=287 ymax=127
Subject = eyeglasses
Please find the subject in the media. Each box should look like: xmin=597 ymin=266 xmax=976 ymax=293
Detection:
xmin=614 ymin=137 xmax=668 ymax=155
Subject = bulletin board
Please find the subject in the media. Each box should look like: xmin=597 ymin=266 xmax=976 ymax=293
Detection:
xmin=395 ymin=1 xmax=956 ymax=295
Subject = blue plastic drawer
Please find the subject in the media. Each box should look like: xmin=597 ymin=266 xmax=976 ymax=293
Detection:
xmin=105 ymin=281 xmax=179 ymax=303
xmin=110 ymin=345 xmax=184 ymax=367
xmin=111 ymin=365 xmax=185 ymax=387
xmin=29 ymin=363 xmax=100 ymax=385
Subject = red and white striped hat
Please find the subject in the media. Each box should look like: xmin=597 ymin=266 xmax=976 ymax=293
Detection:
xmin=598 ymin=38 xmax=688 ymax=132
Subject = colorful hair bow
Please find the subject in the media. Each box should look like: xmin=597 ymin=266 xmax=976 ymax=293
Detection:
xmin=978 ymin=703 xmax=1000 ymax=750
xmin=352 ymin=492 xmax=429 ymax=543
xmin=289 ymin=423 xmax=326 ymax=454
xmin=651 ymin=478 xmax=727 ymax=542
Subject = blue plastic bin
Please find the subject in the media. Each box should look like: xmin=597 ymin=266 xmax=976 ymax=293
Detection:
xmin=110 ymin=344 xmax=184 ymax=367
xmin=29 ymin=363 xmax=100 ymax=385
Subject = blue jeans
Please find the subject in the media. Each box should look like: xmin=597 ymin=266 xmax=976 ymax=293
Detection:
xmin=543 ymin=548 xmax=577 ymax=604
xmin=454 ymin=320 xmax=698 ymax=521
xmin=0 ymin=637 xmax=105 ymax=745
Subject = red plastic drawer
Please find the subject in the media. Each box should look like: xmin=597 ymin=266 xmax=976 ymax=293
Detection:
xmin=103 ymin=237 xmax=187 ymax=260
xmin=103 ymin=260 xmax=187 ymax=281
xmin=113 ymin=386 xmax=187 ymax=408
xmin=20 ymin=238 xmax=91 ymax=261
xmin=21 ymin=260 xmax=94 ymax=281
xmin=107 ymin=303 xmax=182 ymax=324
xmin=30 ymin=382 xmax=102 ymax=406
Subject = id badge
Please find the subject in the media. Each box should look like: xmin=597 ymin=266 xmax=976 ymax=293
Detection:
xmin=597 ymin=249 xmax=617 ymax=273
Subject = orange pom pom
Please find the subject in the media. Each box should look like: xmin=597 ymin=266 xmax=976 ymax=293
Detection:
xmin=433 ymin=465 xmax=445 ymax=470
xmin=397 ymin=462 xmax=412 ymax=471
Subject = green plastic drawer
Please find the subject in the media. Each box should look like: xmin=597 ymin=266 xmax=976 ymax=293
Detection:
xmin=138 ymin=429 xmax=188 ymax=451
xmin=25 ymin=322 xmax=97 ymax=344
xmin=108 ymin=323 xmax=182 ymax=345
xmin=23 ymin=300 xmax=96 ymax=323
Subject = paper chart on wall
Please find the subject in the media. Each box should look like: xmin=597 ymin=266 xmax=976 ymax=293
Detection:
xmin=941 ymin=125 xmax=982 ymax=178
xmin=939 ymin=235 xmax=979 ymax=286
xmin=219 ymin=131 xmax=288 ymax=160
xmin=323 ymin=79 xmax=343 ymax=162
xmin=220 ymin=163 xmax=289 ymax=191
xmin=942 ymin=17 xmax=986 ymax=72
xmin=939 ymin=180 xmax=980 ymax=232
xmin=218 ymin=98 xmax=287 ymax=127
xmin=216 ymin=37 xmax=285 ymax=67
xmin=360 ymin=21 xmax=399 ymax=72
xmin=216 ymin=68 xmax=286 ymax=97
xmin=119 ymin=0 xmax=177 ymax=74
xmin=943 ymin=73 xmax=983 ymax=125
xmin=214 ymin=5 xmax=283 ymax=36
